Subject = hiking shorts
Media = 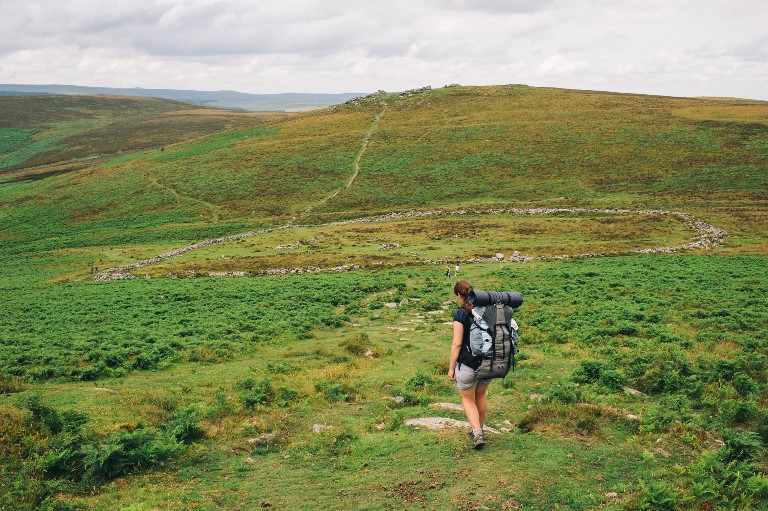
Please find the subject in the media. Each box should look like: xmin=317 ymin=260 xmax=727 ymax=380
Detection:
xmin=454 ymin=362 xmax=493 ymax=390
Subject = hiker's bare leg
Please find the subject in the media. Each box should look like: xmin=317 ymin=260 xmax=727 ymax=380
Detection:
xmin=459 ymin=386 xmax=482 ymax=430
xmin=475 ymin=383 xmax=489 ymax=428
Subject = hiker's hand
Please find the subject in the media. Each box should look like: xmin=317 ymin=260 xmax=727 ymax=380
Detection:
xmin=448 ymin=369 xmax=455 ymax=381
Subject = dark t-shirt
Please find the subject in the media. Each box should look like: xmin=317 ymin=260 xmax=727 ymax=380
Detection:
xmin=453 ymin=308 xmax=474 ymax=366
xmin=453 ymin=307 xmax=472 ymax=342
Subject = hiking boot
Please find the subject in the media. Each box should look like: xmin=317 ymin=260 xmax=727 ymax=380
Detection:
xmin=472 ymin=431 xmax=486 ymax=449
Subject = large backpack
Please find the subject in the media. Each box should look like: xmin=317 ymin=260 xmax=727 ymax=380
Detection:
xmin=462 ymin=303 xmax=519 ymax=379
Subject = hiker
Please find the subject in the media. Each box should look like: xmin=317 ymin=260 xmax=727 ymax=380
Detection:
xmin=444 ymin=265 xmax=451 ymax=279
xmin=455 ymin=263 xmax=460 ymax=277
xmin=448 ymin=279 xmax=491 ymax=449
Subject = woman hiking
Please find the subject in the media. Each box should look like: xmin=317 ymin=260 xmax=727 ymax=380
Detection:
xmin=448 ymin=279 xmax=491 ymax=449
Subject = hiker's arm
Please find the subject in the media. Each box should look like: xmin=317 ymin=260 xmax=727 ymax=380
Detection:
xmin=448 ymin=321 xmax=463 ymax=381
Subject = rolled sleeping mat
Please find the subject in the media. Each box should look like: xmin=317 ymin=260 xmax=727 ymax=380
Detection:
xmin=468 ymin=290 xmax=523 ymax=308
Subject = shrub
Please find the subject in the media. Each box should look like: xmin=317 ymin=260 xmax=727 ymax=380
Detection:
xmin=81 ymin=428 xmax=182 ymax=482
xmin=339 ymin=333 xmax=371 ymax=356
xmin=406 ymin=370 xmax=436 ymax=390
xmin=546 ymin=326 xmax=569 ymax=344
xmin=22 ymin=394 xmax=63 ymax=434
xmin=719 ymin=399 xmax=762 ymax=426
xmin=265 ymin=362 xmax=301 ymax=374
xmin=640 ymin=395 xmax=693 ymax=433
xmin=0 ymin=374 xmax=26 ymax=394
xmin=239 ymin=379 xmax=274 ymax=408
xmin=572 ymin=360 xmax=605 ymax=384
xmin=598 ymin=369 xmax=627 ymax=391
xmin=367 ymin=300 xmax=384 ymax=310
xmin=275 ymin=387 xmax=300 ymax=406
xmin=3 ymin=397 xmax=189 ymax=508
xmin=548 ymin=382 xmax=584 ymax=404
xmin=720 ymin=428 xmax=764 ymax=462
xmin=165 ymin=406 xmax=206 ymax=444
xmin=633 ymin=353 xmax=692 ymax=395
xmin=638 ymin=480 xmax=680 ymax=511
xmin=733 ymin=373 xmax=759 ymax=396
xmin=313 ymin=380 xmax=352 ymax=402
xmin=689 ymin=446 xmax=768 ymax=509
xmin=400 ymin=392 xmax=430 ymax=407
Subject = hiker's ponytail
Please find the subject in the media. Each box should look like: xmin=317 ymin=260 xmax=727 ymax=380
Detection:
xmin=454 ymin=279 xmax=474 ymax=314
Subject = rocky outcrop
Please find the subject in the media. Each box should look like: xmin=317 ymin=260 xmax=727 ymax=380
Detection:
xmin=399 ymin=86 xmax=432 ymax=98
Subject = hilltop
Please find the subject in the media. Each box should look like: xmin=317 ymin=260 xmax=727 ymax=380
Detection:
xmin=1 ymin=85 xmax=766 ymax=267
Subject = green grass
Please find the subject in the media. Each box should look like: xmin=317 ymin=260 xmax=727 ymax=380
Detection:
xmin=0 ymin=95 xmax=285 ymax=173
xmin=3 ymin=86 xmax=766 ymax=253
xmin=0 ymin=85 xmax=767 ymax=510
xmin=128 ymin=211 xmax=696 ymax=279
xmin=2 ymin=255 xmax=765 ymax=510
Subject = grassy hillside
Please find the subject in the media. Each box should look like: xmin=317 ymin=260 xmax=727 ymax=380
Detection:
xmin=0 ymin=86 xmax=766 ymax=511
xmin=0 ymin=95 xmax=286 ymax=175
xmin=1 ymin=86 xmax=765 ymax=267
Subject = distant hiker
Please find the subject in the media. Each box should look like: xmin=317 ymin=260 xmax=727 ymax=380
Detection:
xmin=445 ymin=265 xmax=451 ymax=279
xmin=455 ymin=263 xmax=460 ymax=277
xmin=449 ymin=279 xmax=491 ymax=449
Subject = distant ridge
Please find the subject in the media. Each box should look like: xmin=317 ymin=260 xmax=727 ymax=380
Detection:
xmin=0 ymin=84 xmax=368 ymax=112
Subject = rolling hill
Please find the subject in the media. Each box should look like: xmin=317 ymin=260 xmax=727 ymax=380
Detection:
xmin=0 ymin=83 xmax=367 ymax=111
xmin=1 ymin=85 xmax=766 ymax=270
xmin=0 ymin=85 xmax=766 ymax=511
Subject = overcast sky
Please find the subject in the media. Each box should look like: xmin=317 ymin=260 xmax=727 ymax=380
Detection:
xmin=1 ymin=0 xmax=766 ymax=100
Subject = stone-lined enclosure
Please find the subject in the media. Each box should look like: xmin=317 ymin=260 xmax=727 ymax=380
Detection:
xmin=93 ymin=207 xmax=728 ymax=281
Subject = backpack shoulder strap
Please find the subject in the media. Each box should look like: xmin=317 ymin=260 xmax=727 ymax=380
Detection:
xmin=503 ymin=305 xmax=513 ymax=325
xmin=483 ymin=304 xmax=498 ymax=326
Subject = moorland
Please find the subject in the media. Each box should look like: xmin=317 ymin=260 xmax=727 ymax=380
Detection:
xmin=0 ymin=85 xmax=766 ymax=510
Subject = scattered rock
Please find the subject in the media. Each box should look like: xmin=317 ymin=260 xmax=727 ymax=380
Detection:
xmin=313 ymin=424 xmax=333 ymax=433
xmin=507 ymin=251 xmax=533 ymax=263
xmin=247 ymin=432 xmax=279 ymax=444
xmin=384 ymin=396 xmax=405 ymax=405
xmin=274 ymin=241 xmax=301 ymax=250
xmin=208 ymin=271 xmax=249 ymax=277
xmin=623 ymin=387 xmax=646 ymax=397
xmin=605 ymin=492 xmax=619 ymax=499
xmin=405 ymin=417 xmax=501 ymax=434
xmin=529 ymin=393 xmax=544 ymax=401
xmin=344 ymin=90 xmax=387 ymax=108
xmin=429 ymin=402 xmax=464 ymax=412
xmin=399 ymin=86 xmax=432 ymax=98
xmin=94 ymin=208 xmax=728 ymax=281
xmin=384 ymin=302 xmax=397 ymax=308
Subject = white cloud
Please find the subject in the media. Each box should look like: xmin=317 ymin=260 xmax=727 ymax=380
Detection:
xmin=0 ymin=0 xmax=765 ymax=99
xmin=537 ymin=54 xmax=589 ymax=75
